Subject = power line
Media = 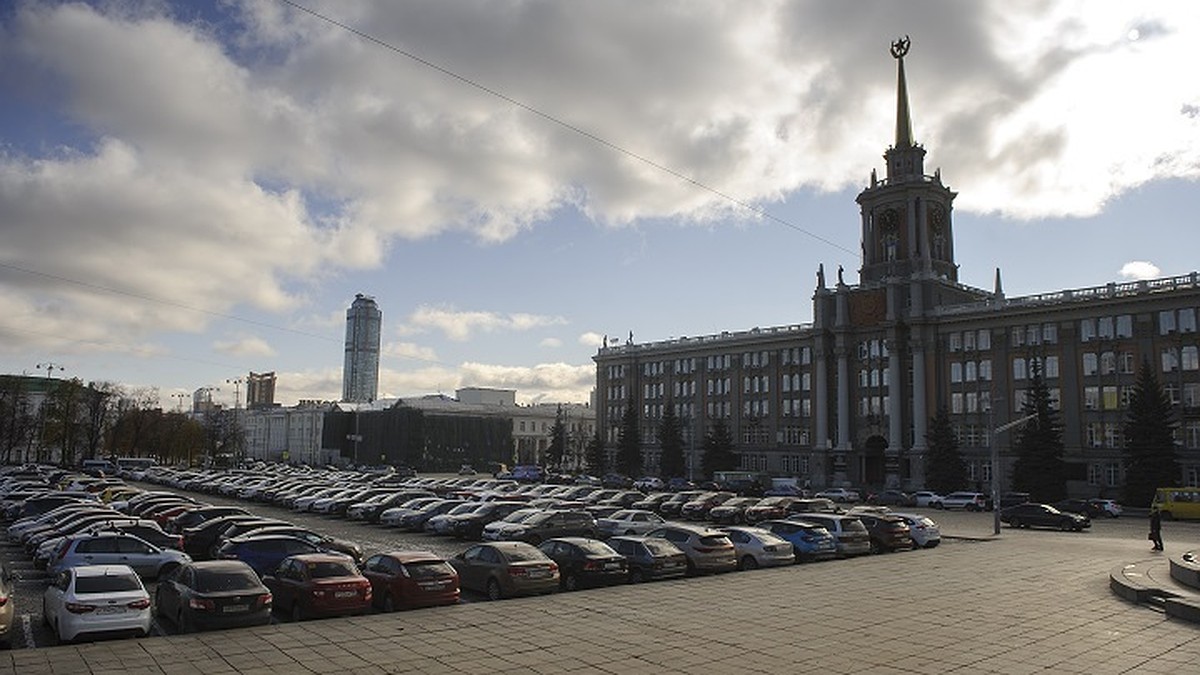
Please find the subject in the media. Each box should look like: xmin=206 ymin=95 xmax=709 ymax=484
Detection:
xmin=277 ymin=0 xmax=858 ymax=257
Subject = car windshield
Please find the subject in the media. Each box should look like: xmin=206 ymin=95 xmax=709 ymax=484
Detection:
xmin=447 ymin=503 xmax=478 ymax=516
xmin=698 ymin=535 xmax=730 ymax=547
xmin=403 ymin=560 xmax=454 ymax=579
xmin=75 ymin=574 xmax=142 ymax=594
xmin=307 ymin=561 xmax=357 ymax=578
xmin=640 ymin=539 xmax=678 ymax=556
xmin=501 ymin=510 xmax=540 ymax=524
xmin=194 ymin=568 xmax=262 ymax=593
xmin=843 ymin=520 xmax=869 ymax=533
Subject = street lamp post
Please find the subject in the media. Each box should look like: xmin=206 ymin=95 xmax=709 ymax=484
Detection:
xmin=226 ymin=378 xmax=244 ymax=465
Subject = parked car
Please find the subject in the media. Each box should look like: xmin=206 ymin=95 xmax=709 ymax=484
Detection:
xmin=743 ymin=497 xmax=796 ymax=524
xmin=425 ymin=502 xmax=490 ymax=535
xmin=855 ymin=513 xmax=914 ymax=553
xmin=605 ymin=535 xmax=689 ymax=583
xmin=814 ymin=487 xmax=861 ymax=503
xmin=644 ymin=524 xmax=737 ymax=574
xmin=1088 ymin=499 xmax=1122 ymax=518
xmin=450 ymin=542 xmax=559 ymax=600
xmin=596 ymin=509 xmax=667 ymax=538
xmin=264 ymin=554 xmax=372 ymax=621
xmin=42 ymin=564 xmax=152 ymax=643
xmin=48 ymin=532 xmax=191 ymax=579
xmin=720 ymin=526 xmax=795 ymax=569
xmin=497 ymin=509 xmax=597 ymax=544
xmin=999 ymin=492 xmax=1032 ymax=509
xmin=361 ymin=551 xmax=460 ymax=611
xmin=680 ymin=492 xmax=736 ymax=521
xmin=1000 ymin=503 xmax=1091 ymax=531
xmin=225 ymin=526 xmax=364 ymax=565
xmin=756 ymin=520 xmax=838 ymax=562
xmin=707 ymin=497 xmax=762 ymax=525
xmin=1053 ymin=499 xmax=1106 ymax=519
xmin=867 ymin=490 xmax=914 ymax=507
xmin=537 ymin=537 xmax=628 ymax=591
xmin=167 ymin=506 xmax=250 ymax=534
xmin=890 ymin=512 xmax=942 ymax=548
xmin=383 ymin=498 xmax=467 ymax=530
xmin=216 ymin=535 xmax=343 ymax=577
xmin=629 ymin=493 xmax=673 ymax=513
xmin=633 ymin=477 xmax=665 ymax=492
xmin=788 ymin=514 xmax=871 ymax=557
xmin=449 ymin=501 xmax=530 ymax=540
xmin=933 ymin=492 xmax=989 ymax=511
xmin=911 ymin=491 xmax=943 ymax=508
xmin=787 ymin=498 xmax=843 ymax=515
xmin=658 ymin=491 xmax=704 ymax=518
xmin=153 ymin=560 xmax=272 ymax=632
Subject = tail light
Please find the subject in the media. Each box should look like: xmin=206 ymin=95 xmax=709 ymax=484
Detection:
xmin=127 ymin=598 xmax=151 ymax=610
xmin=65 ymin=602 xmax=96 ymax=614
xmin=507 ymin=565 xmax=528 ymax=577
xmin=583 ymin=561 xmax=600 ymax=571
xmin=189 ymin=598 xmax=216 ymax=611
xmin=256 ymin=592 xmax=272 ymax=607
xmin=0 ymin=594 xmax=8 ymax=607
xmin=362 ymin=582 xmax=372 ymax=601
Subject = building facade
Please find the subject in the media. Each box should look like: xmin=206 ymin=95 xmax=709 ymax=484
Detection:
xmin=342 ymin=293 xmax=382 ymax=403
xmin=245 ymin=371 xmax=277 ymax=409
xmin=592 ymin=41 xmax=1200 ymax=497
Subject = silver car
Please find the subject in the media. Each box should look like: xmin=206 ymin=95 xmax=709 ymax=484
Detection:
xmin=790 ymin=514 xmax=871 ymax=557
xmin=48 ymin=532 xmax=191 ymax=579
xmin=720 ymin=526 xmax=796 ymax=569
xmin=891 ymin=512 xmax=941 ymax=548
xmin=644 ymin=524 xmax=737 ymax=574
xmin=595 ymin=510 xmax=666 ymax=538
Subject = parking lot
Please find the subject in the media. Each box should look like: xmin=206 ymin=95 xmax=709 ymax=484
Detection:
xmin=1 ymin=473 xmax=1184 ymax=652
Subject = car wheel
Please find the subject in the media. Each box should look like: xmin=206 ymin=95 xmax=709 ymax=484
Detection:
xmin=178 ymin=610 xmax=194 ymax=634
xmin=685 ymin=559 xmax=697 ymax=576
xmin=932 ymin=502 xmax=943 ymax=510
xmin=1009 ymin=517 xmax=1021 ymax=528
xmin=383 ymin=593 xmax=396 ymax=613
xmin=869 ymin=539 xmax=881 ymax=555
xmin=486 ymin=578 xmax=503 ymax=601
xmin=1059 ymin=520 xmax=1072 ymax=532
xmin=563 ymin=574 xmax=579 ymax=592
xmin=629 ymin=569 xmax=645 ymax=584
xmin=291 ymin=601 xmax=305 ymax=622
xmin=740 ymin=555 xmax=758 ymax=571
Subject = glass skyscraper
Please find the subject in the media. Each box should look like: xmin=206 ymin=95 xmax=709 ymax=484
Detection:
xmin=343 ymin=293 xmax=381 ymax=402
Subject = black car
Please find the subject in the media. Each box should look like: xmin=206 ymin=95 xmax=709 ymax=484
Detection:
xmin=232 ymin=526 xmax=364 ymax=564
xmin=503 ymin=510 xmax=597 ymax=545
xmin=1052 ymin=499 xmax=1105 ymax=519
xmin=1000 ymin=503 xmax=1090 ymax=531
xmin=449 ymin=501 xmax=529 ymax=540
xmin=182 ymin=514 xmax=264 ymax=560
xmin=855 ymin=513 xmax=915 ymax=553
xmin=537 ymin=537 xmax=628 ymax=591
xmin=168 ymin=506 xmax=250 ymax=535
xmin=606 ymin=535 xmax=688 ymax=582
xmin=154 ymin=560 xmax=272 ymax=632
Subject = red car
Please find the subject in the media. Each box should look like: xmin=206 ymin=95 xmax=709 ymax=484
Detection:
xmin=361 ymin=551 xmax=460 ymax=611
xmin=263 ymin=553 xmax=372 ymax=621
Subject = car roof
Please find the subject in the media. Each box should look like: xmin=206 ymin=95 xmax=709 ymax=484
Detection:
xmin=379 ymin=550 xmax=445 ymax=563
xmin=186 ymin=560 xmax=258 ymax=573
xmin=71 ymin=563 xmax=140 ymax=578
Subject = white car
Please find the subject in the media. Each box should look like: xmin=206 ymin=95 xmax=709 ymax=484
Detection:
xmin=911 ymin=491 xmax=943 ymax=508
xmin=596 ymin=510 xmax=666 ymax=538
xmin=1088 ymin=499 xmax=1123 ymax=518
xmin=43 ymin=564 xmax=152 ymax=643
xmin=633 ymin=477 xmax=665 ymax=492
xmin=935 ymin=491 xmax=988 ymax=511
xmin=814 ymin=487 xmax=861 ymax=503
xmin=719 ymin=526 xmax=796 ymax=570
xmin=891 ymin=512 xmax=941 ymax=548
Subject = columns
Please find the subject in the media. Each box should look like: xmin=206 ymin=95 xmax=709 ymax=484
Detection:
xmin=836 ymin=346 xmax=851 ymax=451
xmin=911 ymin=338 xmax=928 ymax=451
xmin=888 ymin=339 xmax=903 ymax=448
xmin=815 ymin=349 xmax=829 ymax=450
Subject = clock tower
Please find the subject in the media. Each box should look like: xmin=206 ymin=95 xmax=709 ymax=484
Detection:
xmin=856 ymin=37 xmax=958 ymax=286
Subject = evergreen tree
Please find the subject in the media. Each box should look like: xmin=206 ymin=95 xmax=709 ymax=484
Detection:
xmin=1010 ymin=358 xmax=1067 ymax=502
xmin=925 ymin=406 xmax=967 ymax=493
xmin=1123 ymin=358 xmax=1180 ymax=507
xmin=545 ymin=405 xmax=567 ymax=469
xmin=701 ymin=419 xmax=737 ymax=480
xmin=584 ymin=429 xmax=607 ymax=476
xmin=614 ymin=404 xmax=643 ymax=477
xmin=658 ymin=404 xmax=686 ymax=478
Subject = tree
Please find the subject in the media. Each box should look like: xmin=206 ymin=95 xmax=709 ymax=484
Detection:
xmin=1123 ymin=358 xmax=1180 ymax=507
xmin=701 ymin=419 xmax=737 ymax=480
xmin=584 ymin=429 xmax=607 ymax=476
xmin=658 ymin=404 xmax=686 ymax=479
xmin=925 ymin=406 xmax=967 ymax=493
xmin=545 ymin=405 xmax=567 ymax=469
xmin=1010 ymin=359 xmax=1066 ymax=502
xmin=0 ymin=377 xmax=36 ymax=464
xmin=614 ymin=403 xmax=643 ymax=477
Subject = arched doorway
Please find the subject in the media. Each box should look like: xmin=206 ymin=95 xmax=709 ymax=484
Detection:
xmin=864 ymin=435 xmax=887 ymax=487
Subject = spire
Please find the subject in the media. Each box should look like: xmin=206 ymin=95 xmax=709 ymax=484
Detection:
xmin=891 ymin=36 xmax=913 ymax=148
xmin=993 ymin=267 xmax=1005 ymax=300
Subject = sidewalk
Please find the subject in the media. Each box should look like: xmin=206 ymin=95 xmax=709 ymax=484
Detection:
xmin=4 ymin=527 xmax=1198 ymax=675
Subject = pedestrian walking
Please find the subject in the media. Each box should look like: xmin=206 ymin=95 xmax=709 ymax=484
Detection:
xmin=1149 ymin=509 xmax=1163 ymax=551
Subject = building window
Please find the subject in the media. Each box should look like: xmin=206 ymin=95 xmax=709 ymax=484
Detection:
xmin=1104 ymin=464 xmax=1118 ymax=487
xmin=1013 ymin=358 xmax=1027 ymax=380
xmin=979 ymin=359 xmax=992 ymax=381
xmin=1120 ymin=351 xmax=1135 ymax=374
xmin=1161 ymin=310 xmax=1177 ymax=335
xmin=1184 ymin=346 xmax=1200 ymax=371
xmin=1083 ymin=353 xmax=1098 ymax=376
xmin=1088 ymin=463 xmax=1102 ymax=486
xmin=950 ymin=363 xmax=963 ymax=383
xmin=965 ymin=361 xmax=977 ymax=382
xmin=1098 ymin=316 xmax=1114 ymax=339
xmin=978 ymin=329 xmax=991 ymax=351
xmin=949 ymin=333 xmax=962 ymax=351
xmin=963 ymin=331 xmax=976 ymax=351
xmin=1084 ymin=386 xmax=1099 ymax=410
xmin=1043 ymin=323 xmax=1057 ymax=344
xmin=951 ymin=393 xmax=963 ymax=414
xmin=1182 ymin=309 xmax=1198 ymax=334
xmin=1044 ymin=355 xmax=1059 ymax=379
xmin=1163 ymin=348 xmax=1180 ymax=373
xmin=1187 ymin=422 xmax=1200 ymax=450
xmin=1011 ymin=327 xmax=1025 ymax=347
xmin=1184 ymin=383 xmax=1200 ymax=409
xmin=1116 ymin=314 xmax=1133 ymax=338
xmin=1080 ymin=319 xmax=1096 ymax=342
xmin=1100 ymin=352 xmax=1116 ymax=376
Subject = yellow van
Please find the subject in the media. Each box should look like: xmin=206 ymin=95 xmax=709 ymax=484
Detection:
xmin=1150 ymin=487 xmax=1200 ymax=520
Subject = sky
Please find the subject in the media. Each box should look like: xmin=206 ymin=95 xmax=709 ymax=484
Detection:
xmin=2 ymin=0 xmax=1199 ymax=410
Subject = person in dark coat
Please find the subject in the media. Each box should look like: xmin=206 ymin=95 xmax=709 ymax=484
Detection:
xmin=1149 ymin=510 xmax=1163 ymax=551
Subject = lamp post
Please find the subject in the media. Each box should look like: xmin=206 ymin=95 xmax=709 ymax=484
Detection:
xmin=226 ymin=378 xmax=244 ymax=466
xmin=991 ymin=412 xmax=1039 ymax=534
xmin=171 ymin=392 xmax=188 ymax=413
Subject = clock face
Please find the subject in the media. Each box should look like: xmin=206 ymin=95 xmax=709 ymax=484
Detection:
xmin=929 ymin=204 xmax=946 ymax=232
xmin=878 ymin=208 xmax=899 ymax=231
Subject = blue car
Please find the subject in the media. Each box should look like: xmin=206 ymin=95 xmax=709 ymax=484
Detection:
xmin=756 ymin=520 xmax=838 ymax=562
xmin=216 ymin=535 xmax=338 ymax=577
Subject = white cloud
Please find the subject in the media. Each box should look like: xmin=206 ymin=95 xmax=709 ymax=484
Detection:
xmin=1119 ymin=261 xmax=1161 ymax=280
xmin=382 ymin=341 xmax=439 ymax=363
xmin=400 ymin=306 xmax=567 ymax=341
xmin=539 ymin=337 xmax=562 ymax=348
xmin=213 ymin=335 xmax=276 ymax=358
xmin=578 ymin=332 xmax=605 ymax=347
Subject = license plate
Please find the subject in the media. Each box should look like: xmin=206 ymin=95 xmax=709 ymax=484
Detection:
xmin=528 ymin=569 xmax=550 ymax=579
xmin=418 ymin=582 xmax=444 ymax=590
xmin=96 ymin=606 xmax=123 ymax=615
xmin=604 ymin=562 xmax=621 ymax=570
xmin=223 ymin=604 xmax=248 ymax=613
xmin=334 ymin=591 xmax=357 ymax=598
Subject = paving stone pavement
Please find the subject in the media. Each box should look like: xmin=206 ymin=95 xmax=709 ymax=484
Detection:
xmin=3 ymin=519 xmax=1197 ymax=674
